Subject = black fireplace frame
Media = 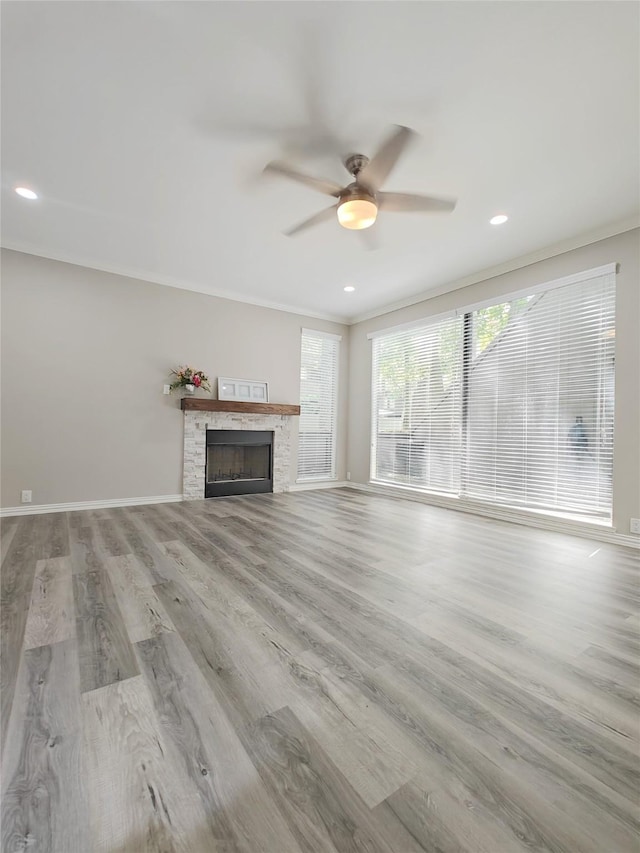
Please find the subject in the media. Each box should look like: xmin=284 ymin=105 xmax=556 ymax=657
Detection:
xmin=205 ymin=430 xmax=273 ymax=498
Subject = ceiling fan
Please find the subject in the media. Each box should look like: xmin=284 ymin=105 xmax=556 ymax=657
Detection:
xmin=263 ymin=125 xmax=456 ymax=238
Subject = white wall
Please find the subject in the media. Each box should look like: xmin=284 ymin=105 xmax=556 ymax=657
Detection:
xmin=3 ymin=230 xmax=638 ymax=533
xmin=347 ymin=229 xmax=640 ymax=534
xmin=0 ymin=249 xmax=348 ymax=507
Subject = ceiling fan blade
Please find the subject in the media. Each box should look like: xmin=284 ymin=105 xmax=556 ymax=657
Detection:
xmin=263 ymin=161 xmax=342 ymax=197
xmin=298 ymin=48 xmax=346 ymax=158
xmin=358 ymin=227 xmax=380 ymax=251
xmin=357 ymin=125 xmax=416 ymax=191
xmin=378 ymin=192 xmax=457 ymax=213
xmin=284 ymin=205 xmax=338 ymax=237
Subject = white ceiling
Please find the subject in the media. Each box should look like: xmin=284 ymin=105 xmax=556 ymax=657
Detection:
xmin=2 ymin=1 xmax=638 ymax=323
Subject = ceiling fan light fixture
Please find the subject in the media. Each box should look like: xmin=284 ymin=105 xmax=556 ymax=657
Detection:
xmin=266 ymin=127 xmax=457 ymax=241
xmin=337 ymin=196 xmax=378 ymax=230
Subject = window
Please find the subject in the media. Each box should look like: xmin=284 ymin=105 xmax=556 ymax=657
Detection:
xmin=371 ymin=265 xmax=616 ymax=518
xmin=298 ymin=329 xmax=340 ymax=481
xmin=371 ymin=315 xmax=463 ymax=493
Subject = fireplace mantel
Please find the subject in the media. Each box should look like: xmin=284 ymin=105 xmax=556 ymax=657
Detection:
xmin=181 ymin=401 xmax=297 ymax=498
xmin=181 ymin=399 xmax=300 ymax=416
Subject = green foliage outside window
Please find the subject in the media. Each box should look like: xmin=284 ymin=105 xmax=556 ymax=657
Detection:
xmin=375 ymin=297 xmax=532 ymax=433
xmin=473 ymin=297 xmax=531 ymax=356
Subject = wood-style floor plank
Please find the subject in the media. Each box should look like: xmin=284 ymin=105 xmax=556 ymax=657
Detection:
xmin=0 ymin=520 xmax=19 ymax=565
xmin=410 ymin=604 xmax=639 ymax=746
xmin=73 ymin=566 xmax=139 ymax=694
xmin=23 ymin=557 xmax=75 ymax=650
xmin=45 ymin=512 xmax=71 ymax=560
xmin=372 ymin=660 xmax=639 ymax=852
xmin=82 ymin=674 xmax=224 ymax=853
xmin=1 ymin=490 xmax=638 ymax=852
xmin=1 ymin=639 xmax=89 ymax=853
xmin=1 ymin=515 xmax=64 ymax=751
xmin=244 ymin=705 xmax=425 ymax=853
xmin=105 ymin=554 xmax=175 ymax=644
xmin=382 ymin=774 xmax=523 ymax=853
xmin=135 ymin=632 xmax=302 ymax=853
xmin=155 ymin=578 xmax=283 ymax=726
xmin=107 ymin=507 xmax=181 ymax=585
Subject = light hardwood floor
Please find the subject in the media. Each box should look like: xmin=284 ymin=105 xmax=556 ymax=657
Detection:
xmin=1 ymin=489 xmax=638 ymax=852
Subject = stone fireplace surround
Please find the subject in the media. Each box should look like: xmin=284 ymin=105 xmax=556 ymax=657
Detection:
xmin=182 ymin=400 xmax=300 ymax=500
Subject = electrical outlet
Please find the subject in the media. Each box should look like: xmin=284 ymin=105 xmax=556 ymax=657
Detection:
xmin=346 ymin=471 xmax=351 ymax=481
xmin=631 ymin=518 xmax=640 ymax=535
xmin=21 ymin=490 xmax=32 ymax=504
xmin=163 ymin=384 xmax=171 ymax=395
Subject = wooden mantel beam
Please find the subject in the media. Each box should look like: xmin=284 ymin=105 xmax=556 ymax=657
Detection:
xmin=180 ymin=399 xmax=300 ymax=415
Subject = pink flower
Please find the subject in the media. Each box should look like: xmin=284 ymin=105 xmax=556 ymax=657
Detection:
xmin=193 ymin=375 xmax=201 ymax=387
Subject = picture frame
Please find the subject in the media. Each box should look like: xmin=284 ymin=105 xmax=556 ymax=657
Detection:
xmin=218 ymin=377 xmax=269 ymax=403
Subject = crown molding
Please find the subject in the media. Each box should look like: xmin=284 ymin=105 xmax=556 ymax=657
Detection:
xmin=0 ymin=241 xmax=348 ymax=325
xmin=346 ymin=216 xmax=640 ymax=325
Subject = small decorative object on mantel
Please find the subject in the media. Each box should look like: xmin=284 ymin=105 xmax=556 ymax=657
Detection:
xmin=169 ymin=366 xmax=211 ymax=396
xmin=218 ymin=377 xmax=269 ymax=403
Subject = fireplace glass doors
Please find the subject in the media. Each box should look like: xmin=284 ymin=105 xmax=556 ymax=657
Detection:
xmin=205 ymin=430 xmax=273 ymax=497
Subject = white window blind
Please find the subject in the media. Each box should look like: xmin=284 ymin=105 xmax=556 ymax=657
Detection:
xmin=371 ymin=315 xmax=463 ymax=493
xmin=371 ymin=267 xmax=616 ymax=519
xmin=464 ymin=273 xmax=615 ymax=516
xmin=298 ymin=330 xmax=340 ymax=481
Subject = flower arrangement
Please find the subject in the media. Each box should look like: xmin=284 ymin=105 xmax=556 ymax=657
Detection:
xmin=169 ymin=366 xmax=211 ymax=393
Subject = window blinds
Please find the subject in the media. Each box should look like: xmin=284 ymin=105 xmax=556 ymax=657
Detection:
xmin=298 ymin=330 xmax=340 ymax=481
xmin=371 ymin=267 xmax=615 ymax=518
xmin=371 ymin=315 xmax=463 ymax=493
xmin=463 ymin=274 xmax=615 ymax=516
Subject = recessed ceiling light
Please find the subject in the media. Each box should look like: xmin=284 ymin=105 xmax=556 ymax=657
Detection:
xmin=490 ymin=214 xmax=508 ymax=225
xmin=15 ymin=187 xmax=38 ymax=200
xmin=344 ymin=286 xmax=356 ymax=292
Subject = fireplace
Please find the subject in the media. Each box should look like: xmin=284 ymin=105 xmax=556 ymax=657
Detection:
xmin=205 ymin=430 xmax=273 ymax=497
xmin=182 ymin=400 xmax=299 ymax=500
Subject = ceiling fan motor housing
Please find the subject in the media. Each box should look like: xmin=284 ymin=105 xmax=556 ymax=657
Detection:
xmin=343 ymin=153 xmax=370 ymax=178
xmin=337 ymin=182 xmax=378 ymax=230
xmin=340 ymin=182 xmax=376 ymax=206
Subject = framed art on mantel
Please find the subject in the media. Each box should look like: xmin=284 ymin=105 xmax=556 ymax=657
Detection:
xmin=218 ymin=377 xmax=269 ymax=403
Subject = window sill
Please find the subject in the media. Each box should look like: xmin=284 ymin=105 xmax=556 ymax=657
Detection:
xmin=369 ymin=480 xmax=614 ymax=530
xmin=290 ymin=478 xmax=345 ymax=493
xmin=365 ymin=479 xmax=618 ymax=538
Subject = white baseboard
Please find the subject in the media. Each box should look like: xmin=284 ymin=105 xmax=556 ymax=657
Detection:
xmin=0 ymin=494 xmax=184 ymax=518
xmin=346 ymin=482 xmax=640 ymax=549
xmin=0 ymin=483 xmax=348 ymax=515
xmin=4 ymin=483 xmax=637 ymax=549
xmin=289 ymin=480 xmax=350 ymax=492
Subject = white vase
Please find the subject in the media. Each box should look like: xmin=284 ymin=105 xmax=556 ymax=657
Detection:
xmin=184 ymin=383 xmax=196 ymax=395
